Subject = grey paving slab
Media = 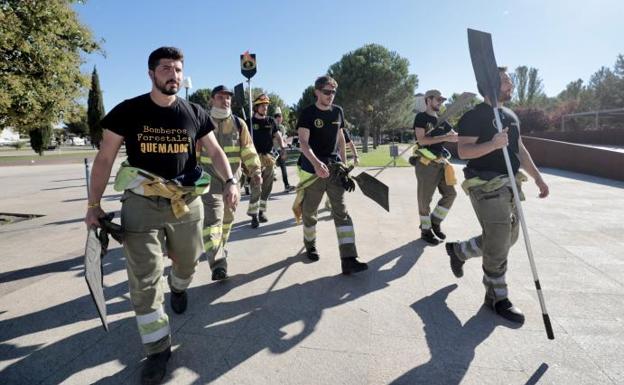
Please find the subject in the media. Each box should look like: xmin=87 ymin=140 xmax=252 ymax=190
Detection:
xmin=1 ymin=160 xmax=623 ymax=384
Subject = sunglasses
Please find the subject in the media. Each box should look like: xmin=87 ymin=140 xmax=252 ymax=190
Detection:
xmin=320 ymin=89 xmax=337 ymax=96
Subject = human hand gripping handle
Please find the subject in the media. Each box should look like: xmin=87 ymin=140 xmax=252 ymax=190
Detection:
xmin=491 ymin=127 xmax=509 ymax=149
xmin=85 ymin=203 xmax=106 ymax=229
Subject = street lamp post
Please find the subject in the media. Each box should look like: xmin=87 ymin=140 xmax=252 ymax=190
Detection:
xmin=182 ymin=76 xmax=192 ymax=100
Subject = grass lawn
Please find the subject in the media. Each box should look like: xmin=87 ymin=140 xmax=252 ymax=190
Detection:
xmin=357 ymin=144 xmax=410 ymax=167
xmin=0 ymin=149 xmax=98 ymax=164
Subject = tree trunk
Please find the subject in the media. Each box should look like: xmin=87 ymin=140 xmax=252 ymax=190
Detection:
xmin=362 ymin=125 xmax=370 ymax=153
xmin=372 ymin=126 xmax=379 ymax=149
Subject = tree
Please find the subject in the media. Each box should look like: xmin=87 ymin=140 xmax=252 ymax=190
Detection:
xmin=514 ymin=107 xmax=550 ymax=133
xmin=0 ymin=1 xmax=101 ymax=133
xmin=511 ymin=66 xmax=528 ymax=105
xmin=328 ymin=44 xmax=417 ymax=152
xmin=29 ymin=125 xmax=53 ymax=155
xmin=444 ymin=93 xmax=482 ymax=127
xmin=64 ymin=105 xmax=88 ymax=136
xmin=589 ymin=66 xmax=624 ymax=110
xmin=189 ymin=88 xmax=212 ymax=110
xmin=527 ymin=68 xmax=544 ymax=105
xmin=293 ymin=86 xmax=316 ymax=116
xmin=511 ymin=66 xmax=544 ymax=107
xmin=87 ymin=66 xmax=105 ymax=147
xmin=558 ymin=79 xmax=584 ymax=101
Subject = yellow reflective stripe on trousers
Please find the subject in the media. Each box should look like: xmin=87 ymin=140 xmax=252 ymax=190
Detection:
xmin=431 ymin=205 xmax=449 ymax=220
xmin=303 ymin=225 xmax=316 ymax=241
xmin=420 ymin=215 xmax=432 ymax=230
xmin=200 ymin=156 xmax=240 ymax=165
xmin=136 ymin=307 xmax=170 ymax=344
xmin=336 ymin=225 xmax=355 ymax=244
xmin=203 ymin=226 xmax=222 ymax=236
xmin=169 ymin=271 xmax=192 ymax=291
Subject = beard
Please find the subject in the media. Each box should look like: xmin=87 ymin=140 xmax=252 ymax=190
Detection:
xmin=499 ymin=91 xmax=512 ymax=103
xmin=155 ymin=77 xmax=179 ymax=96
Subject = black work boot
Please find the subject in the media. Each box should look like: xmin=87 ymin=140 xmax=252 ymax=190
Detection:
xmin=445 ymin=242 xmax=464 ymax=278
xmin=211 ymin=267 xmax=228 ymax=281
xmin=141 ymin=346 xmax=171 ymax=385
xmin=170 ymin=289 xmax=187 ymax=314
xmin=421 ymin=229 xmax=440 ymax=245
xmin=341 ymin=257 xmax=368 ymax=275
xmin=258 ymin=211 xmax=268 ymax=223
xmin=306 ymin=246 xmax=320 ymax=261
xmin=488 ymin=298 xmax=525 ymax=324
xmin=250 ymin=215 xmax=259 ymax=228
xmin=431 ymin=222 xmax=446 ymax=240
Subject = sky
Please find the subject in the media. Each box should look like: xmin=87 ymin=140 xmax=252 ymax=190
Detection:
xmin=75 ymin=0 xmax=624 ymax=113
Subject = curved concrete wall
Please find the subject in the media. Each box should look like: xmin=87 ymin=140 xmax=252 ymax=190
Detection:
xmin=445 ymin=137 xmax=624 ymax=181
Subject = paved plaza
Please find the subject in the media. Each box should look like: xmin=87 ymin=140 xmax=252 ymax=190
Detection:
xmin=1 ymin=159 xmax=623 ymax=384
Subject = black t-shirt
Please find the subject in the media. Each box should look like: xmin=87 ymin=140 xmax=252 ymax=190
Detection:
xmin=413 ymin=112 xmax=452 ymax=156
xmin=296 ymin=104 xmax=345 ymax=173
xmin=251 ymin=116 xmax=278 ymax=154
xmin=101 ymin=93 xmax=213 ymax=180
xmin=457 ymin=103 xmax=520 ymax=175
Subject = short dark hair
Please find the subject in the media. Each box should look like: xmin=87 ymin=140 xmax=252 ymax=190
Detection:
xmin=314 ymin=75 xmax=338 ymax=90
xmin=477 ymin=66 xmax=508 ymax=97
xmin=148 ymin=47 xmax=184 ymax=70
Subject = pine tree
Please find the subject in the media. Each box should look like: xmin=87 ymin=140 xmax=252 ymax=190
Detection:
xmin=87 ymin=66 xmax=106 ymax=147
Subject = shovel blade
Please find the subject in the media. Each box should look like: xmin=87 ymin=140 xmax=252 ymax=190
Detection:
xmin=354 ymin=172 xmax=389 ymax=212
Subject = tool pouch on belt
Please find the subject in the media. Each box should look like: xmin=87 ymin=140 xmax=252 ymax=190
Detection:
xmin=114 ymin=161 xmax=210 ymax=218
xmin=461 ymin=169 xmax=528 ymax=200
xmin=329 ymin=162 xmax=356 ymax=192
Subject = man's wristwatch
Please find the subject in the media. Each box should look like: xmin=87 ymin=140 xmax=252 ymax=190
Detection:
xmin=225 ymin=177 xmax=238 ymax=185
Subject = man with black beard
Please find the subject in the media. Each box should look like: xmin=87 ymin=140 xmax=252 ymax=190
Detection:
xmin=446 ymin=67 xmax=549 ymax=324
xmin=85 ymin=47 xmax=239 ymax=384
xmin=412 ymin=89 xmax=458 ymax=245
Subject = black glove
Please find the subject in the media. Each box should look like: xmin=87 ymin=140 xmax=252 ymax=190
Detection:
xmin=332 ymin=163 xmax=356 ymax=192
xmin=97 ymin=213 xmax=123 ymax=256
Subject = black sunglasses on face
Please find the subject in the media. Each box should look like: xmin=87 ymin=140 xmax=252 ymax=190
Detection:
xmin=320 ymin=89 xmax=336 ymax=96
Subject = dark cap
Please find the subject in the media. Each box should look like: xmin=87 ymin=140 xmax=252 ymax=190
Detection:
xmin=211 ymin=85 xmax=234 ymax=97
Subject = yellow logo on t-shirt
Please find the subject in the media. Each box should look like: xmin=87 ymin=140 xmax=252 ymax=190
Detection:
xmin=314 ymin=119 xmax=324 ymax=128
xmin=137 ymin=125 xmax=190 ymax=154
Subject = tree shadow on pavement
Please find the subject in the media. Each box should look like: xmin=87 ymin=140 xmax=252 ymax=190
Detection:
xmin=1 ymin=241 xmax=424 ymax=384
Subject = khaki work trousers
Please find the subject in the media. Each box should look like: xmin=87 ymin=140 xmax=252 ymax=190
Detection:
xmin=202 ymin=178 xmax=235 ymax=271
xmin=414 ymin=161 xmax=456 ymax=230
xmin=451 ymin=185 xmax=520 ymax=305
xmin=248 ymin=160 xmax=274 ymax=215
xmin=121 ymin=191 xmax=204 ymax=355
xmin=301 ymin=175 xmax=357 ymax=258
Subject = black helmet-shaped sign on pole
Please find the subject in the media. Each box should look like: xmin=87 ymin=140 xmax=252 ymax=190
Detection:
xmin=240 ymin=51 xmax=257 ymax=79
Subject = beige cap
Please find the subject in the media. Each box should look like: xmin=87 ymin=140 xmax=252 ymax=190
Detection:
xmin=424 ymin=89 xmax=447 ymax=101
